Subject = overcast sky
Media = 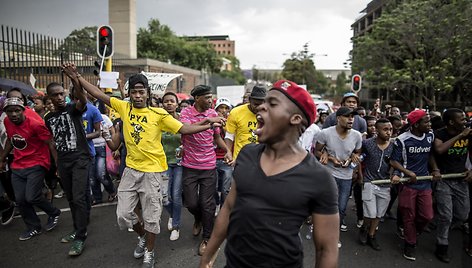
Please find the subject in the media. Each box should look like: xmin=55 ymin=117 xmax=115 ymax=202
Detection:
xmin=0 ymin=0 xmax=371 ymax=70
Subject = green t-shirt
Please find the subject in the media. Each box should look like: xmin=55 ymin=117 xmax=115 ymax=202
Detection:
xmin=162 ymin=131 xmax=181 ymax=165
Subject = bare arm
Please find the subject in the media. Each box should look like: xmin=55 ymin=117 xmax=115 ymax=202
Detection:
xmin=61 ymin=63 xmax=86 ymax=111
xmin=434 ymin=128 xmax=472 ymax=154
xmin=78 ymin=76 xmax=111 ymax=107
xmin=428 ymin=154 xmax=441 ymax=180
xmin=199 ymin=181 xmax=237 ymax=267
xmin=0 ymin=140 xmax=13 ymax=170
xmin=312 ymin=213 xmax=339 ymax=268
xmin=105 ymin=123 xmax=121 ymax=151
xmin=214 ymin=132 xmax=233 ymax=165
xmin=47 ymin=140 xmax=58 ymax=167
xmin=87 ymin=121 xmax=101 ymax=140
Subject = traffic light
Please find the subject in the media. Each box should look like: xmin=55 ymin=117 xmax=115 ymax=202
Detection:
xmin=351 ymin=74 xmax=362 ymax=92
xmin=97 ymin=25 xmax=114 ymax=58
xmin=93 ymin=60 xmax=102 ymax=76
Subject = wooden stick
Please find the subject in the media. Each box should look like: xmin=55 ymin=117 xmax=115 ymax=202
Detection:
xmin=371 ymin=173 xmax=466 ymax=185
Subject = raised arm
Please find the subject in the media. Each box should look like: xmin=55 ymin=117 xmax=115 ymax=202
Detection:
xmin=61 ymin=63 xmax=86 ymax=111
xmin=61 ymin=63 xmax=112 ymax=107
xmin=78 ymin=75 xmax=111 ymax=107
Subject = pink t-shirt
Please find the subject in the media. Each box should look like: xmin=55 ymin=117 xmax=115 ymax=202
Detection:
xmin=180 ymin=106 xmax=220 ymax=170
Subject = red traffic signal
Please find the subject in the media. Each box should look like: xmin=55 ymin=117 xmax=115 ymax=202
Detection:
xmin=97 ymin=25 xmax=114 ymax=58
xmin=99 ymin=27 xmax=110 ymax=37
xmin=351 ymin=74 xmax=362 ymax=92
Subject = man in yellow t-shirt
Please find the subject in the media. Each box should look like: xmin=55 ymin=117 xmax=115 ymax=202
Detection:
xmin=69 ymin=67 xmax=223 ymax=268
xmin=225 ymin=86 xmax=267 ymax=160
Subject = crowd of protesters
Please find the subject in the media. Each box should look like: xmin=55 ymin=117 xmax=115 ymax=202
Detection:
xmin=0 ymin=63 xmax=472 ymax=267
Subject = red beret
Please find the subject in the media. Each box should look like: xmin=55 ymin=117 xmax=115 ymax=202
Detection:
xmin=270 ymin=80 xmax=316 ymax=126
xmin=407 ymin=109 xmax=427 ymax=125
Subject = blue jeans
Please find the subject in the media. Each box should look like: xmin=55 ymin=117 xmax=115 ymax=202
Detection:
xmin=215 ymin=159 xmax=233 ymax=206
xmin=164 ymin=163 xmax=183 ymax=229
xmin=335 ymin=177 xmax=352 ymax=224
xmin=90 ymin=146 xmax=116 ymax=203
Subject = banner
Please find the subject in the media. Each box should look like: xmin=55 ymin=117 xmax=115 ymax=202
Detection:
xmin=217 ymin=85 xmax=245 ymax=106
xmin=124 ymin=72 xmax=182 ymax=96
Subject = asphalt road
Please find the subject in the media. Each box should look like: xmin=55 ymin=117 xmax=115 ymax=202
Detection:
xmin=0 ymin=195 xmax=470 ymax=268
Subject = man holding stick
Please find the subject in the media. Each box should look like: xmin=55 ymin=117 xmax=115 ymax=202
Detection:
xmin=390 ymin=109 xmax=441 ymax=261
xmin=432 ymin=108 xmax=472 ymax=262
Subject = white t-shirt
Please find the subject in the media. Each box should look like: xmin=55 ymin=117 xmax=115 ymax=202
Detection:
xmin=298 ymin=123 xmax=321 ymax=152
xmin=92 ymin=114 xmax=113 ymax=147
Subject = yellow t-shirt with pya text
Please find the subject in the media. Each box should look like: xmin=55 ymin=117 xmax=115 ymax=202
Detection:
xmin=111 ymin=98 xmax=183 ymax=172
xmin=225 ymin=103 xmax=258 ymax=160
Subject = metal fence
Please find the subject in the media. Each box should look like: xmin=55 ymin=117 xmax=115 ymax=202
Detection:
xmin=0 ymin=25 xmax=98 ymax=91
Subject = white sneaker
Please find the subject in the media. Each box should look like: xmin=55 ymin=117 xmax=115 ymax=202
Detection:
xmin=128 ymin=227 xmax=134 ymax=232
xmin=167 ymin=218 xmax=173 ymax=231
xmin=340 ymin=224 xmax=348 ymax=232
xmin=54 ymin=190 xmax=64 ymax=199
xmin=170 ymin=229 xmax=180 ymax=241
xmin=338 ymin=241 xmax=342 ymax=248
xmin=356 ymin=220 xmax=364 ymax=228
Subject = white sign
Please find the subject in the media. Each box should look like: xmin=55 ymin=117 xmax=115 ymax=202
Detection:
xmin=99 ymin=71 xmax=119 ymax=89
xmin=217 ymin=85 xmax=245 ymax=106
xmin=124 ymin=72 xmax=182 ymax=96
xmin=29 ymin=73 xmax=36 ymax=87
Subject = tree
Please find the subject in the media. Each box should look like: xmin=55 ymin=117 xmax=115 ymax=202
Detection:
xmin=60 ymin=26 xmax=97 ymax=56
xmin=331 ymin=71 xmax=348 ymax=97
xmin=281 ymin=43 xmax=329 ymax=94
xmin=218 ymin=55 xmax=246 ymax=84
xmin=352 ymin=0 xmax=472 ymax=110
xmin=137 ymin=19 xmax=222 ymax=72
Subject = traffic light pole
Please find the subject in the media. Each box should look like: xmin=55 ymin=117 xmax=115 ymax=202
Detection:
xmin=105 ymin=57 xmax=112 ymax=93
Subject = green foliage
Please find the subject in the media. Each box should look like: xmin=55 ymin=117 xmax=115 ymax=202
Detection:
xmin=281 ymin=44 xmax=329 ymax=94
xmin=137 ymin=19 xmax=222 ymax=72
xmin=332 ymin=71 xmax=348 ymax=96
xmin=352 ymin=0 xmax=472 ymax=109
xmin=218 ymin=55 xmax=246 ymax=84
xmin=61 ymin=26 xmax=97 ymax=55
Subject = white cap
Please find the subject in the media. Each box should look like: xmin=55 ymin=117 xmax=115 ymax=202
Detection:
xmin=215 ymin=98 xmax=231 ymax=109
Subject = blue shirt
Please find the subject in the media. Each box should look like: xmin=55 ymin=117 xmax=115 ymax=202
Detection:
xmin=82 ymin=102 xmax=103 ymax=157
xmin=391 ymin=131 xmax=434 ymax=190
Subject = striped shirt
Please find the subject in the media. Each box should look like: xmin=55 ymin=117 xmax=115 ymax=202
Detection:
xmin=180 ymin=106 xmax=220 ymax=170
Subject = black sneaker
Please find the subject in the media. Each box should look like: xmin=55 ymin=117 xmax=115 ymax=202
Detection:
xmin=19 ymin=229 xmax=41 ymax=241
xmin=403 ymin=243 xmax=416 ymax=261
xmin=45 ymin=210 xmax=61 ymax=231
xmin=359 ymin=226 xmax=368 ymax=245
xmin=1 ymin=203 xmax=15 ymax=225
xmin=434 ymin=244 xmax=450 ymax=263
xmin=396 ymin=226 xmax=405 ymax=240
xmin=367 ymin=235 xmax=381 ymax=251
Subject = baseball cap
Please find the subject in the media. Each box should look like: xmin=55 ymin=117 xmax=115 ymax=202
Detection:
xmin=215 ymin=98 xmax=231 ymax=109
xmin=128 ymin=74 xmax=149 ymax=89
xmin=270 ymin=80 xmax=316 ymax=126
xmin=3 ymin=97 xmax=25 ymax=110
xmin=342 ymin=92 xmax=359 ymax=104
xmin=336 ymin=106 xmax=358 ymax=117
xmin=249 ymin=86 xmax=267 ymax=100
xmin=407 ymin=109 xmax=427 ymax=125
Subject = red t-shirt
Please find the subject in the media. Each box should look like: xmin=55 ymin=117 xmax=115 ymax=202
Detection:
xmin=4 ymin=114 xmax=52 ymax=170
